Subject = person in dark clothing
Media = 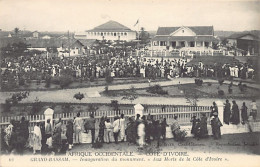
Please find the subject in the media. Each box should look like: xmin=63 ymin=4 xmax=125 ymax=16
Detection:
xmin=241 ymin=102 xmax=248 ymax=125
xmin=40 ymin=121 xmax=46 ymax=153
xmin=154 ymin=120 xmax=162 ymax=148
xmin=230 ymin=100 xmax=240 ymax=125
xmin=85 ymin=113 xmax=96 ymax=145
xmin=146 ymin=114 xmax=153 ymax=144
xmin=224 ymin=100 xmax=231 ymax=125
xmin=15 ymin=117 xmax=29 ymax=154
xmin=160 ymin=118 xmax=168 ymax=140
xmin=126 ymin=117 xmax=136 ymax=144
xmin=194 ymin=119 xmax=201 ymax=140
xmin=98 ymin=116 xmax=105 ymax=143
xmin=66 ymin=119 xmax=74 ymax=150
xmin=200 ymin=113 xmax=208 ymax=138
xmin=190 ymin=115 xmax=197 ymax=135
xmin=210 ymin=102 xmax=218 ymax=117
xmin=211 ymin=113 xmax=223 ymax=139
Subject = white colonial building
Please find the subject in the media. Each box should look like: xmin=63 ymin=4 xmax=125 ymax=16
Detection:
xmin=151 ymin=26 xmax=218 ymax=51
xmin=75 ymin=20 xmax=136 ymax=41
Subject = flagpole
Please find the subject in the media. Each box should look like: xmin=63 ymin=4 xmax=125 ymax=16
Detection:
xmin=138 ymin=20 xmax=140 ymax=40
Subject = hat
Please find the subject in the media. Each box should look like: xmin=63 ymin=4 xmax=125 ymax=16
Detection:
xmin=213 ymin=112 xmax=218 ymax=116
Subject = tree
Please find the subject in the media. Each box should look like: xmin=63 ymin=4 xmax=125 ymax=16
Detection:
xmin=1 ymin=42 xmax=28 ymax=58
xmin=139 ymin=27 xmax=150 ymax=44
xmin=14 ymin=27 xmax=20 ymax=37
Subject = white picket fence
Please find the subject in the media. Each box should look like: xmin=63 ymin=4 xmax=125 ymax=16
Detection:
xmin=0 ymin=105 xmax=212 ymax=131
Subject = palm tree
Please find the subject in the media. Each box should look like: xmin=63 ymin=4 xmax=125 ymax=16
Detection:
xmin=14 ymin=27 xmax=20 ymax=37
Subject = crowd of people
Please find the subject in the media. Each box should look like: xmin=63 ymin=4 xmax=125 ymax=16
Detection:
xmin=1 ymin=99 xmax=258 ymax=155
xmin=1 ymin=44 xmax=257 ymax=90
xmin=223 ymin=99 xmax=258 ymax=125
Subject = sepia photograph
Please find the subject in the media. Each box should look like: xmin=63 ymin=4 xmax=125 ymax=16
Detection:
xmin=0 ymin=0 xmax=259 ymax=166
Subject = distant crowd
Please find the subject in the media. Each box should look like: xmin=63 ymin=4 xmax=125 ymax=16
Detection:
xmin=1 ymin=45 xmax=257 ymax=90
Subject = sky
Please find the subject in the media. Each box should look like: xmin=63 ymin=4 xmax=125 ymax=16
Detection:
xmin=0 ymin=0 xmax=260 ymax=32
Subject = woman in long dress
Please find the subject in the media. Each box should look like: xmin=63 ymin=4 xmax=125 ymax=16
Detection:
xmin=230 ymin=100 xmax=240 ymax=125
xmin=241 ymin=102 xmax=248 ymax=124
xmin=119 ymin=114 xmax=126 ymax=142
xmin=224 ymin=100 xmax=231 ymax=125
xmin=33 ymin=122 xmax=42 ymax=154
xmin=211 ymin=113 xmax=223 ymax=140
xmin=190 ymin=116 xmax=197 ymax=135
xmin=74 ymin=113 xmax=83 ymax=144
xmin=52 ymin=119 xmax=62 ymax=154
xmin=125 ymin=117 xmax=136 ymax=144
xmin=250 ymin=99 xmax=257 ymax=121
xmin=171 ymin=116 xmax=180 ymax=141
xmin=200 ymin=113 xmax=208 ymax=138
xmin=98 ymin=116 xmax=105 ymax=143
xmin=66 ymin=119 xmax=74 ymax=150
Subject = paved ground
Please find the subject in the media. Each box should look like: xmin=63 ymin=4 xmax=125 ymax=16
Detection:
xmin=70 ymin=132 xmax=260 ymax=155
xmin=13 ymin=132 xmax=259 ymax=155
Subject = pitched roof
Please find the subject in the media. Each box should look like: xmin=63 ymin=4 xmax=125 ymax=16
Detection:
xmin=227 ymin=33 xmax=259 ymax=40
xmin=87 ymin=20 xmax=134 ymax=32
xmin=156 ymin=26 xmax=214 ymax=36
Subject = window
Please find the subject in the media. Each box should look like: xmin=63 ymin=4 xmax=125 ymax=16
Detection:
xmin=124 ymin=32 xmax=127 ymax=36
xmin=190 ymin=41 xmax=195 ymax=47
xmin=153 ymin=41 xmax=158 ymax=46
xmin=160 ymin=41 xmax=166 ymax=46
xmin=94 ymin=32 xmax=96 ymax=35
xmin=114 ymin=33 xmax=116 ymax=36
xmin=180 ymin=41 xmax=185 ymax=47
xmin=182 ymin=30 xmax=184 ymax=33
xmin=101 ymin=32 xmax=103 ymax=36
xmin=171 ymin=41 xmax=176 ymax=47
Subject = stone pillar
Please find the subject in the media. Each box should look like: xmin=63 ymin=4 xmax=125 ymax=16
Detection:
xmin=215 ymin=101 xmax=224 ymax=123
xmin=134 ymin=104 xmax=144 ymax=119
xmin=44 ymin=108 xmax=54 ymax=129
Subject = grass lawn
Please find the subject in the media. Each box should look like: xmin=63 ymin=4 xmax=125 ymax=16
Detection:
xmin=2 ymin=77 xmax=169 ymax=92
xmin=103 ymin=82 xmax=260 ymax=99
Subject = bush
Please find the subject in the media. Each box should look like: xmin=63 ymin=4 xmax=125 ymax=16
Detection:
xmin=59 ymin=75 xmax=73 ymax=88
xmin=195 ymin=78 xmax=203 ymax=86
xmin=105 ymin=75 xmax=113 ymax=84
xmin=238 ymin=83 xmax=247 ymax=92
xmin=104 ymin=85 xmax=109 ymax=93
xmin=31 ymin=98 xmax=43 ymax=115
xmin=90 ymin=76 xmax=95 ymax=82
xmin=45 ymin=75 xmax=51 ymax=88
xmin=218 ymin=90 xmax=225 ymax=96
xmin=218 ymin=78 xmax=225 ymax=85
xmin=74 ymin=92 xmax=84 ymax=100
xmin=207 ymin=83 xmax=212 ymax=86
xmin=19 ymin=78 xmax=25 ymax=86
xmin=146 ymin=84 xmax=168 ymax=95
xmin=228 ymin=87 xmax=232 ymax=94
xmin=51 ymin=77 xmax=60 ymax=85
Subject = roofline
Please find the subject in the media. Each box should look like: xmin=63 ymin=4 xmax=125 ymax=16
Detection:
xmin=227 ymin=33 xmax=258 ymax=39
